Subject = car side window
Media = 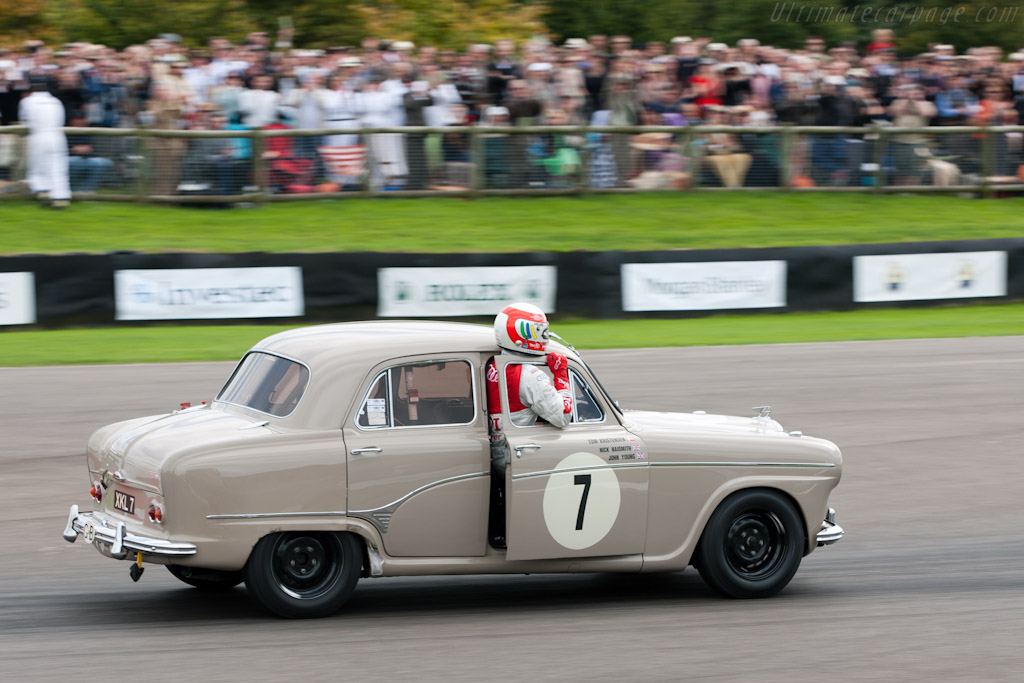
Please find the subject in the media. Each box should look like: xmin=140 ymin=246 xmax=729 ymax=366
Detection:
xmin=571 ymin=369 xmax=605 ymax=423
xmin=357 ymin=360 xmax=475 ymax=429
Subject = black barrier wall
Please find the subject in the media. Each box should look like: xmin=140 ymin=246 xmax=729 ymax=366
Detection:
xmin=2 ymin=238 xmax=1022 ymax=328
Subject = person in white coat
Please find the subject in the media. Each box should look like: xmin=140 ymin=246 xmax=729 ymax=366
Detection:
xmin=360 ymin=76 xmax=406 ymax=188
xmin=238 ymin=74 xmax=282 ymax=129
xmin=19 ymin=79 xmax=71 ymax=207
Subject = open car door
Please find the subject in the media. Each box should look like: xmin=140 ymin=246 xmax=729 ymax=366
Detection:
xmin=494 ymin=355 xmax=650 ymax=562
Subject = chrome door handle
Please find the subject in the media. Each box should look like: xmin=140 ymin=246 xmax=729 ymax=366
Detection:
xmin=350 ymin=447 xmax=382 ymax=455
xmin=514 ymin=444 xmax=541 ymax=458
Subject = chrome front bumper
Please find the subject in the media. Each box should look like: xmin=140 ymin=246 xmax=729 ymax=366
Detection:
xmin=816 ymin=508 xmax=844 ymax=546
xmin=62 ymin=505 xmax=197 ymax=559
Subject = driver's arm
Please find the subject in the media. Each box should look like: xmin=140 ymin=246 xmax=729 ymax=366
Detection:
xmin=519 ymin=365 xmax=571 ymax=429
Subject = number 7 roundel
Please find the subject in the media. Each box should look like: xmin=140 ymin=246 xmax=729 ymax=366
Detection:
xmin=541 ymin=452 xmax=621 ymax=550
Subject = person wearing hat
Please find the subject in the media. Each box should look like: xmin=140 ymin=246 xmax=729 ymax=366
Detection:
xmin=19 ymin=77 xmax=71 ymax=207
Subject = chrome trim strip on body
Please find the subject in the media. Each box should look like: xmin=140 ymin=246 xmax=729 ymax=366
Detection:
xmin=93 ymin=469 xmax=161 ymax=494
xmin=349 ymin=471 xmax=490 ymax=535
xmin=349 ymin=471 xmax=490 ymax=515
xmin=648 ymin=461 xmax=836 ymax=468
xmin=206 ymin=511 xmax=348 ymax=520
xmin=511 ymin=462 xmax=649 ymax=480
xmin=63 ymin=506 xmax=197 ymax=557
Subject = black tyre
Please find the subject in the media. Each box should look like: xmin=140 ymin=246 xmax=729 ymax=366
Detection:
xmin=695 ymin=489 xmax=804 ymax=599
xmin=166 ymin=564 xmax=243 ymax=590
xmin=244 ymin=531 xmax=361 ymax=619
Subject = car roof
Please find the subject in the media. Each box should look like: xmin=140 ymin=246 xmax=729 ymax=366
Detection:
xmin=252 ymin=320 xmax=574 ymax=368
xmin=255 ymin=320 xmax=494 ymax=358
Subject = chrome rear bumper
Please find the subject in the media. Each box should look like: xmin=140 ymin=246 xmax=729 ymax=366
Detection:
xmin=816 ymin=507 xmax=844 ymax=546
xmin=62 ymin=505 xmax=197 ymax=559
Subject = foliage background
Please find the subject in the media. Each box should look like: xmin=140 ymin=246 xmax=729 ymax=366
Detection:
xmin=2 ymin=0 xmax=1023 ymax=53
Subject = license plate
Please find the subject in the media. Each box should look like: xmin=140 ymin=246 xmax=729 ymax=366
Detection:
xmin=113 ymin=490 xmax=136 ymax=515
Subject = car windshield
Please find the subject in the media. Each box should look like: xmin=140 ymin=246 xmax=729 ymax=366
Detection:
xmin=217 ymin=352 xmax=309 ymax=417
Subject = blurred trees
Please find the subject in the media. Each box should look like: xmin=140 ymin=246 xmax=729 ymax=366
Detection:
xmin=0 ymin=0 xmax=58 ymax=46
xmin=357 ymin=1 xmax=547 ymax=47
xmin=862 ymin=1 xmax=1024 ymax=54
xmin=2 ymin=0 xmax=1023 ymax=53
xmin=544 ymin=0 xmax=699 ymax=45
xmin=4 ymin=0 xmax=544 ymax=50
xmin=44 ymin=0 xmax=257 ymax=48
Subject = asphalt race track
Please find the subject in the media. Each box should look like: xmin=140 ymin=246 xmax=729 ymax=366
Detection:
xmin=1 ymin=337 xmax=1022 ymax=682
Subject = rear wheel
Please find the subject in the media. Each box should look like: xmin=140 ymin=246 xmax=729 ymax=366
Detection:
xmin=244 ymin=531 xmax=361 ymax=619
xmin=695 ymin=490 xmax=804 ymax=599
xmin=166 ymin=565 xmax=243 ymax=590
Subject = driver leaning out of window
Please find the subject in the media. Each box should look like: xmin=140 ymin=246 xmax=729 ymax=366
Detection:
xmin=486 ymin=303 xmax=572 ymax=548
xmin=486 ymin=302 xmax=573 ymax=436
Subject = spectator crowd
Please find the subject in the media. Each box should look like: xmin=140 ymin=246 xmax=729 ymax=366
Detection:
xmin=3 ymin=27 xmax=1024 ymax=197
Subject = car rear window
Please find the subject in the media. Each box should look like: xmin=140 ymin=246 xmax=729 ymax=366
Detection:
xmin=217 ymin=352 xmax=310 ymax=417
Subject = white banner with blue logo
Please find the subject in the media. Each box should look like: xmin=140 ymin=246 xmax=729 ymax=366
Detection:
xmin=853 ymin=251 xmax=1007 ymax=302
xmin=378 ymin=266 xmax=557 ymax=317
xmin=0 ymin=272 xmax=36 ymax=325
xmin=114 ymin=267 xmax=304 ymax=320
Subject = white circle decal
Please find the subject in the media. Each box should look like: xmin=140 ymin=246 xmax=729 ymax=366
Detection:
xmin=542 ymin=452 xmax=621 ymax=550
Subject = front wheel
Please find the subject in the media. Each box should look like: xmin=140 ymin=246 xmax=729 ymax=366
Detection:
xmin=244 ymin=531 xmax=361 ymax=619
xmin=695 ymin=490 xmax=804 ymax=599
xmin=166 ymin=564 xmax=243 ymax=590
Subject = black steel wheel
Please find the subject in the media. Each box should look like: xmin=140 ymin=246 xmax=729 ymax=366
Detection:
xmin=695 ymin=489 xmax=804 ymax=598
xmin=244 ymin=531 xmax=361 ymax=618
xmin=166 ymin=564 xmax=243 ymax=590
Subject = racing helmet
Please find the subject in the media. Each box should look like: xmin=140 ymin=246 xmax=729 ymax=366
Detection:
xmin=494 ymin=303 xmax=549 ymax=355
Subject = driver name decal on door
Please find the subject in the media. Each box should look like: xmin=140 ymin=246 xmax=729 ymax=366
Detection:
xmin=542 ymin=452 xmax=621 ymax=550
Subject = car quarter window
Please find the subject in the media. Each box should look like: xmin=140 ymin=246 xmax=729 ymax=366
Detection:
xmin=570 ymin=369 xmax=605 ymax=423
xmin=217 ymin=352 xmax=310 ymax=418
xmin=357 ymin=360 xmax=475 ymax=429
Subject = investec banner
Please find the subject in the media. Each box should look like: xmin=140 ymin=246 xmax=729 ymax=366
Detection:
xmin=378 ymin=266 xmax=557 ymax=317
xmin=854 ymin=251 xmax=1007 ymax=302
xmin=0 ymin=272 xmax=36 ymax=325
xmin=115 ymin=267 xmax=304 ymax=320
xmin=622 ymin=261 xmax=787 ymax=311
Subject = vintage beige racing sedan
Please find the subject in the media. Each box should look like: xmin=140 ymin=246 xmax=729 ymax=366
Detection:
xmin=63 ymin=321 xmax=843 ymax=618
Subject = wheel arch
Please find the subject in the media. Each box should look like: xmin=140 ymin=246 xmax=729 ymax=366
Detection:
xmin=694 ymin=486 xmax=811 ymax=560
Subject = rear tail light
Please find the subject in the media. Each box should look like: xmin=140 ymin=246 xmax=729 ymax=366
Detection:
xmin=147 ymin=503 xmax=164 ymax=524
xmin=89 ymin=483 xmax=103 ymax=503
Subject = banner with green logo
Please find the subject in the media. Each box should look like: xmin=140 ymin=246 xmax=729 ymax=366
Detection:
xmin=378 ymin=266 xmax=557 ymax=317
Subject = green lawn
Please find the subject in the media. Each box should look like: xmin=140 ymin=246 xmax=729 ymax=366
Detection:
xmin=2 ymin=304 xmax=1020 ymax=367
xmin=2 ymin=193 xmax=1022 ymax=255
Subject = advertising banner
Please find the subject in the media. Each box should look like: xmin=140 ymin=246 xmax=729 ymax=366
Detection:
xmin=0 ymin=272 xmax=36 ymax=325
xmin=114 ymin=267 xmax=304 ymax=320
xmin=853 ymin=251 xmax=1007 ymax=302
xmin=621 ymin=261 xmax=787 ymax=311
xmin=378 ymin=266 xmax=557 ymax=317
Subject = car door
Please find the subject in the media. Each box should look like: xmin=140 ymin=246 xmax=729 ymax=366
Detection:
xmin=495 ymin=355 xmax=650 ymax=562
xmin=344 ymin=354 xmax=491 ymax=558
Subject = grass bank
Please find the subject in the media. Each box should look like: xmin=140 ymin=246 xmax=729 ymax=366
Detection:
xmin=2 ymin=193 xmax=1022 ymax=255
